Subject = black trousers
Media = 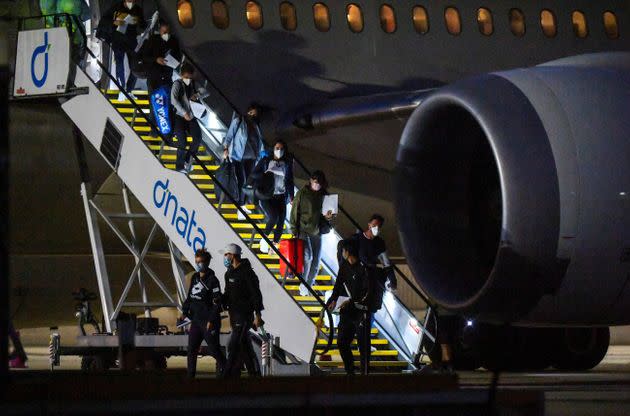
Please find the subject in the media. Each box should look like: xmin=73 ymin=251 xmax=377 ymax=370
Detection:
xmin=337 ymin=310 xmax=372 ymax=375
xmin=223 ymin=318 xmax=261 ymax=378
xmin=187 ymin=321 xmax=225 ymax=378
xmin=172 ymin=115 xmax=202 ymax=170
xmin=234 ymin=159 xmax=256 ymax=205
xmin=260 ymin=194 xmax=287 ymax=243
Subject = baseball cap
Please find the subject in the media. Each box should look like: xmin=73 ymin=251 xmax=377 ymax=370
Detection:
xmin=219 ymin=243 xmax=242 ymax=256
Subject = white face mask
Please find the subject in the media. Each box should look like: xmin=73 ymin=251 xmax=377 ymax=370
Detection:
xmin=274 ymin=149 xmax=284 ymax=159
xmin=182 ymin=78 xmax=191 ymax=86
xmin=125 ymin=2 xmax=133 ymax=10
xmin=161 ymin=33 xmax=170 ymax=42
xmin=370 ymin=226 xmax=379 ymax=237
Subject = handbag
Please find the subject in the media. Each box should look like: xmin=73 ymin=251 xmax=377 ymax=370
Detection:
xmin=214 ymin=159 xmax=239 ymax=205
xmin=255 ymin=171 xmax=275 ymax=201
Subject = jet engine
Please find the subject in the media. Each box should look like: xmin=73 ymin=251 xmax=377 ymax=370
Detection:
xmin=396 ymin=53 xmax=630 ymax=326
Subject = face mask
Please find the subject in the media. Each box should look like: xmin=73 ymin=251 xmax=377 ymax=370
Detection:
xmin=274 ymin=149 xmax=284 ymax=159
xmin=125 ymin=2 xmax=133 ymax=10
xmin=223 ymin=257 xmax=232 ymax=268
xmin=311 ymin=182 xmax=321 ymax=192
xmin=182 ymin=78 xmax=191 ymax=86
xmin=342 ymin=251 xmax=349 ymax=261
xmin=161 ymin=33 xmax=170 ymax=42
xmin=196 ymin=262 xmax=207 ymax=272
xmin=370 ymin=226 xmax=379 ymax=237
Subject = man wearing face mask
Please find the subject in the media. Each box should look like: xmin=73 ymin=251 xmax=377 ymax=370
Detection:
xmin=108 ymin=0 xmax=145 ymax=100
xmin=142 ymin=20 xmax=181 ymax=137
xmin=326 ymin=239 xmax=372 ymax=375
xmin=222 ymin=104 xmax=266 ymax=217
xmin=182 ymin=249 xmax=226 ymax=378
xmin=170 ymin=62 xmax=202 ymax=173
xmin=220 ymin=243 xmax=265 ymax=378
xmin=249 ymin=140 xmax=294 ymax=251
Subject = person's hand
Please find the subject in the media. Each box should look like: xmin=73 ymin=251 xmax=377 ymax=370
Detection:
xmin=223 ymin=148 xmax=229 ymax=159
xmin=206 ymin=321 xmax=214 ymax=331
xmin=191 ymin=93 xmax=199 ymax=102
xmin=114 ymin=19 xmax=124 ymax=26
xmin=184 ymin=112 xmax=193 ymax=121
xmin=339 ymin=300 xmax=350 ymax=310
xmin=253 ymin=314 xmax=264 ymax=330
xmin=327 ymin=301 xmax=336 ymax=312
xmin=156 ymin=57 xmax=166 ymax=65
xmin=324 ymin=210 xmax=333 ymax=220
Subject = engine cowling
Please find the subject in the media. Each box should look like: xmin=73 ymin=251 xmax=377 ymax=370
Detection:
xmin=395 ymin=53 xmax=630 ymax=325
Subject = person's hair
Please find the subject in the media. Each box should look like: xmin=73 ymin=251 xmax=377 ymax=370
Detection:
xmin=158 ymin=19 xmax=170 ymax=28
xmin=274 ymin=139 xmax=288 ymax=154
xmin=248 ymin=102 xmax=261 ymax=112
xmin=195 ymin=248 xmax=211 ymax=263
xmin=233 ymin=253 xmax=242 ymax=261
xmin=369 ymin=213 xmax=385 ymax=227
xmin=310 ymin=170 xmax=328 ymax=190
xmin=180 ymin=62 xmax=195 ymax=76
xmin=340 ymin=239 xmax=359 ymax=258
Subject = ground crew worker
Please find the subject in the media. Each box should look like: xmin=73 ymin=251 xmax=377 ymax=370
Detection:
xmin=182 ymin=248 xmax=226 ymax=378
xmin=326 ymin=239 xmax=372 ymax=375
xmin=220 ymin=243 xmax=265 ymax=378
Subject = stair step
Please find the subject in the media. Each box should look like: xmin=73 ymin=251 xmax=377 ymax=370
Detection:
xmin=113 ymin=99 xmax=150 ymax=106
xmin=239 ymin=233 xmax=292 ymax=240
xmin=223 ymin=213 xmax=263 ymax=220
xmin=303 ymin=306 xmax=323 ymax=313
xmin=322 ymin=327 xmax=378 ymax=335
xmin=142 ymin=136 xmax=197 ymax=143
xmin=149 ymin=145 xmax=207 ymax=151
xmin=323 ymin=350 xmax=399 ymax=357
xmin=116 ymin=107 xmax=150 ymax=114
xmin=213 ymin=204 xmax=257 ymax=210
xmin=105 ymin=89 xmax=148 ymax=95
xmin=230 ymin=223 xmax=267 ymax=229
xmin=317 ymin=339 xmax=388 ymax=346
xmin=315 ymin=360 xmax=407 ymax=368
xmin=283 ymin=276 xmax=331 ymax=282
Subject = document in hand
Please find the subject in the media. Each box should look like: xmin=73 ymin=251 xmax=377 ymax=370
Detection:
xmin=163 ymin=52 xmax=180 ymax=69
xmin=332 ymin=296 xmax=350 ymax=314
xmin=322 ymin=194 xmax=338 ymax=215
xmin=116 ymin=22 xmax=128 ymax=34
xmin=176 ymin=317 xmax=191 ymax=328
xmin=189 ymin=100 xmax=207 ymax=119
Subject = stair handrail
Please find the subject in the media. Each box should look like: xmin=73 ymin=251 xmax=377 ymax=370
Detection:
xmin=180 ymin=52 xmax=435 ymax=311
xmin=19 ymin=13 xmax=335 ymax=356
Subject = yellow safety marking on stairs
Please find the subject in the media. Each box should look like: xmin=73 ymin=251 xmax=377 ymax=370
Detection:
xmin=148 ymin=145 xmax=206 ymax=151
xmin=116 ymin=107 xmax=150 ymax=114
xmin=124 ymin=117 xmax=148 ymax=123
xmin=196 ymin=184 xmax=215 ymax=190
xmin=113 ymin=99 xmax=150 ymax=106
xmin=315 ymin=361 xmax=407 ymax=367
xmin=322 ymin=327 xmax=378 ymax=335
xmin=282 ymin=275 xmax=331 ymax=281
xmin=324 ymin=350 xmax=398 ymax=357
xmin=160 ymin=154 xmax=213 ymax=161
xmin=230 ymin=223 xmax=267 ymax=229
xmin=317 ymin=339 xmax=388 ymax=345
xmin=303 ymin=306 xmax=323 ymax=312
xmin=163 ymin=164 xmax=209 ymax=171
xmin=105 ymin=89 xmax=148 ymax=95
xmin=239 ymin=233 xmax=292 ymax=240
xmin=133 ymin=126 xmax=151 ymax=132
xmin=213 ymin=204 xmax=257 ymax=209
xmin=222 ymin=213 xmax=263 ymax=220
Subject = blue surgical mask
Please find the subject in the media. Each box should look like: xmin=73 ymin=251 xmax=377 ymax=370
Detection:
xmin=223 ymin=257 xmax=231 ymax=268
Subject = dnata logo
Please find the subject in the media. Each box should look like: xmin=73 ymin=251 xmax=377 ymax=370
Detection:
xmin=153 ymin=179 xmax=206 ymax=253
xmin=152 ymin=90 xmax=171 ymax=134
xmin=31 ymin=31 xmax=50 ymax=88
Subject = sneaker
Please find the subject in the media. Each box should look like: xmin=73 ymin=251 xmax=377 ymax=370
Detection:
xmin=117 ymin=91 xmax=126 ymax=102
xmin=237 ymin=210 xmax=246 ymax=221
xmin=240 ymin=205 xmax=252 ymax=215
xmin=178 ymin=168 xmax=188 ymax=175
xmin=299 ymin=284 xmax=310 ymax=296
xmin=259 ymin=238 xmax=269 ymax=254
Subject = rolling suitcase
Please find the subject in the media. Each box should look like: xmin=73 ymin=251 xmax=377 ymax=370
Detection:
xmin=279 ymin=238 xmax=304 ymax=278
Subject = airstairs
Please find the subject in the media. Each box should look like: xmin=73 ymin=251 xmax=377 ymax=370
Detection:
xmin=16 ymin=14 xmax=434 ymax=373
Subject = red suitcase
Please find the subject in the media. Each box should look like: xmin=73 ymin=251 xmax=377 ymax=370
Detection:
xmin=279 ymin=238 xmax=304 ymax=277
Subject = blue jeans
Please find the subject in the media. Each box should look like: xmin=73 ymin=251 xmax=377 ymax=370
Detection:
xmin=113 ymin=46 xmax=137 ymax=92
xmin=303 ymin=233 xmax=322 ymax=286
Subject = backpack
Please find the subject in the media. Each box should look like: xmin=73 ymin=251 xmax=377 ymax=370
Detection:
xmin=366 ymin=266 xmax=387 ymax=312
xmin=255 ymin=171 xmax=275 ymax=200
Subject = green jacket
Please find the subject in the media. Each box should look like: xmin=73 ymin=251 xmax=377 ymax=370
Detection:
xmin=290 ymin=185 xmax=325 ymax=236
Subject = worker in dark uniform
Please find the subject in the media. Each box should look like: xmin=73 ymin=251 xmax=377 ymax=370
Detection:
xmin=327 ymin=239 xmax=372 ymax=375
xmin=182 ymin=248 xmax=226 ymax=378
xmin=220 ymin=243 xmax=265 ymax=378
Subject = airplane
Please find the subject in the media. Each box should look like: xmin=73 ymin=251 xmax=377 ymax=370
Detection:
xmin=5 ymin=0 xmax=630 ymax=371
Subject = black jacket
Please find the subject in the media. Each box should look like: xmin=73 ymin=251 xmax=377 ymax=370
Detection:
xmin=183 ymin=270 xmax=222 ymax=325
xmin=327 ymin=261 xmax=370 ymax=316
xmin=107 ymin=3 xmax=145 ymax=48
xmin=141 ymin=33 xmax=181 ymax=87
xmin=223 ymin=259 xmax=264 ymax=320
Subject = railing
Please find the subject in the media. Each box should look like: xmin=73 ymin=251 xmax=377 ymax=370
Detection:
xmin=19 ymin=13 xmax=335 ymax=356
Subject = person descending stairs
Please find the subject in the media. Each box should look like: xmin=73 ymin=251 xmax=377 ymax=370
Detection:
xmin=105 ymin=89 xmax=410 ymax=372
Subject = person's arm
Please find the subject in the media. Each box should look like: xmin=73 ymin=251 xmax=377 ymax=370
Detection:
xmin=326 ymin=272 xmax=344 ymax=309
xmin=286 ymin=157 xmax=295 ymax=202
xmin=246 ymin=270 xmax=265 ymax=328
xmin=171 ymin=37 xmax=182 ymax=61
xmin=376 ymin=239 xmax=397 ymax=289
xmin=135 ymin=7 xmax=146 ymax=31
xmin=170 ymin=80 xmax=188 ymax=117
xmin=289 ymin=189 xmax=301 ymax=235
xmin=182 ymin=276 xmax=194 ymax=318
xmin=222 ymin=113 xmax=239 ymax=154
xmin=207 ymin=275 xmax=222 ymax=322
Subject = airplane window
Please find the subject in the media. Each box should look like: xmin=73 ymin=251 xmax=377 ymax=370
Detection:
xmin=313 ymin=3 xmax=330 ymax=32
xmin=413 ymin=6 xmax=429 ymax=34
xmin=572 ymin=11 xmax=588 ymax=38
xmin=280 ymin=2 xmax=297 ymax=31
xmin=509 ymin=8 xmax=526 ymax=36
xmin=477 ymin=7 xmax=493 ymax=36
xmin=444 ymin=7 xmax=461 ymax=36
xmin=176 ymin=0 xmax=194 ymax=28
xmin=540 ymin=9 xmax=557 ymax=38
xmin=603 ymin=11 xmax=619 ymax=39
xmin=347 ymin=4 xmax=364 ymax=33
xmin=211 ymin=0 xmax=229 ymax=30
xmin=246 ymin=1 xmax=263 ymax=30
xmin=380 ymin=4 xmax=396 ymax=33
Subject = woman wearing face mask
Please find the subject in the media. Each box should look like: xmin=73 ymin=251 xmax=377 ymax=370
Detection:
xmin=181 ymin=249 xmax=226 ymax=378
xmin=109 ymin=0 xmax=145 ymax=100
xmin=290 ymin=170 xmax=334 ymax=296
xmin=250 ymin=140 xmax=294 ymax=252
